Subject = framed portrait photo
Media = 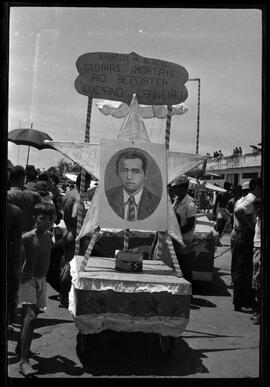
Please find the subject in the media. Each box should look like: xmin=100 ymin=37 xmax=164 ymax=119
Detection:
xmin=98 ymin=139 xmax=168 ymax=231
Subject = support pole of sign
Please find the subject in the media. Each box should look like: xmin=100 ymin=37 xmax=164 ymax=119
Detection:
xmin=188 ymin=78 xmax=201 ymax=154
xmin=165 ymin=105 xmax=173 ymax=149
xmin=75 ymin=97 xmax=92 ymax=256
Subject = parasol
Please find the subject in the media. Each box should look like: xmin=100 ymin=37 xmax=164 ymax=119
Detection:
xmin=8 ymin=128 xmax=53 ymax=165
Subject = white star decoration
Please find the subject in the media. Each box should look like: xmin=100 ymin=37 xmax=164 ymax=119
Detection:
xmin=46 ymin=94 xmax=208 ymax=242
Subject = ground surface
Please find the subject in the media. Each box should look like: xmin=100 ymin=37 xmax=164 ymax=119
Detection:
xmin=7 ymin=234 xmax=261 ymax=379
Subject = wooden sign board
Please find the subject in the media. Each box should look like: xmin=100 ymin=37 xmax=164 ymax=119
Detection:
xmin=98 ymin=139 xmax=168 ymax=231
xmin=75 ymin=52 xmax=189 ymax=105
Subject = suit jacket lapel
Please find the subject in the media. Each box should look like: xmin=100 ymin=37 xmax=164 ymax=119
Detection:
xmin=138 ymin=188 xmax=153 ymax=220
xmin=111 ymin=187 xmax=125 ymax=219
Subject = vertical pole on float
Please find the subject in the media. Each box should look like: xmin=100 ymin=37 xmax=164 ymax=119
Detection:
xmin=195 ymin=182 xmax=202 ymax=213
xmin=156 ymin=105 xmax=173 ymax=261
xmin=123 ymin=229 xmax=130 ymax=250
xmin=80 ymin=226 xmax=100 ymax=271
xmin=165 ymin=105 xmax=172 ymax=149
xmin=159 ymin=105 xmax=181 ymax=274
xmin=75 ymin=97 xmax=92 ymax=255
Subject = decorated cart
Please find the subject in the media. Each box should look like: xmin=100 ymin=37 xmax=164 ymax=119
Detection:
xmin=47 ymin=52 xmax=210 ymax=358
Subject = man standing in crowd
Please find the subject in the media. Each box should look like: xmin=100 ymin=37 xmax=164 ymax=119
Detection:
xmin=7 ymin=161 xmax=22 ymax=332
xmin=226 ymin=184 xmax=243 ymax=284
xmin=7 ymin=165 xmax=41 ymax=233
xmin=170 ymin=175 xmax=197 ymax=283
xmin=7 ymin=202 xmax=22 ymax=332
xmin=212 ymin=181 xmax=233 ymax=246
xmin=60 ymin=172 xmax=92 ymax=307
xmin=24 ymin=165 xmax=38 ymax=191
xmin=47 ymin=167 xmax=63 ymax=225
xmin=231 ymin=177 xmax=262 ymax=313
xmin=251 ymin=197 xmax=261 ymax=324
xmin=15 ymin=202 xmax=55 ymax=376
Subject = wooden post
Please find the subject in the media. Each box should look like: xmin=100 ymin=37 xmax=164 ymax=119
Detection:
xmin=123 ymin=229 xmax=130 ymax=250
xmin=195 ymin=182 xmax=202 ymax=212
xmin=166 ymin=234 xmax=182 ymax=277
xmin=75 ymin=97 xmax=92 ymax=255
xmin=80 ymin=227 xmax=100 ymax=271
xmin=165 ymin=105 xmax=173 ymax=150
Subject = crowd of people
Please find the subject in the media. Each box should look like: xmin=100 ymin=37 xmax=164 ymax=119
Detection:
xmin=211 ymin=146 xmax=244 ymax=159
xmin=213 ymin=150 xmax=224 ymax=158
xmin=6 ymin=160 xmax=100 ymax=376
xmin=7 ymin=159 xmax=262 ymax=376
xmin=164 ymin=176 xmax=262 ymax=325
xmin=232 ymin=146 xmax=243 ymax=156
xmin=205 ymin=178 xmax=262 ymax=323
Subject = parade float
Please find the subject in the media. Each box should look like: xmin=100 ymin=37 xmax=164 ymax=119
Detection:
xmin=47 ymin=52 xmax=212 ymax=357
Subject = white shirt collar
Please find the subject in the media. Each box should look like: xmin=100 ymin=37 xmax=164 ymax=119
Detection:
xmin=123 ymin=188 xmax=143 ymax=206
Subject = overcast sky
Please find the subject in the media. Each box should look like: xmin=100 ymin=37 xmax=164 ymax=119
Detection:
xmin=8 ymin=7 xmax=262 ymax=169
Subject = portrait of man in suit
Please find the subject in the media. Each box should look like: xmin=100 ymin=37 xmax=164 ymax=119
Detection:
xmin=105 ymin=149 xmax=161 ymax=221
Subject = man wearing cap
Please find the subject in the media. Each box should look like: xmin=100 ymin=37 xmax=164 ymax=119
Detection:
xmin=170 ymin=175 xmax=197 ymax=283
xmin=231 ymin=177 xmax=262 ymax=313
xmin=24 ymin=165 xmax=37 ymax=191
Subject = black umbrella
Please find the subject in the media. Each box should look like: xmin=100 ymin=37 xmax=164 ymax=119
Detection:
xmin=8 ymin=127 xmax=53 ymax=165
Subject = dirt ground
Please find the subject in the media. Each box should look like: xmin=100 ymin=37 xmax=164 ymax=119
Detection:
xmin=7 ymin=234 xmax=261 ymax=379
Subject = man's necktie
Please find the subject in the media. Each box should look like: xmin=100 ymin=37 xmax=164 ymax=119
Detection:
xmin=127 ymin=196 xmax=136 ymax=221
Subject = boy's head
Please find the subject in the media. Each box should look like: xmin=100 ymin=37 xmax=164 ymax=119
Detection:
xmin=224 ymin=181 xmax=232 ymax=191
xmin=249 ymin=177 xmax=262 ymax=198
xmin=171 ymin=175 xmax=190 ymax=200
xmin=34 ymin=202 xmax=55 ymax=232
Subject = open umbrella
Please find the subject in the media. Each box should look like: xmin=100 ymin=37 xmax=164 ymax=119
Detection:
xmin=8 ymin=128 xmax=53 ymax=165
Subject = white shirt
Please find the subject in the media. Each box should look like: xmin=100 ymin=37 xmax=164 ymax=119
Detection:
xmin=173 ymin=194 xmax=197 ymax=244
xmin=253 ymin=217 xmax=261 ymax=248
xmin=233 ymin=193 xmax=256 ymax=231
xmin=123 ymin=188 xmax=143 ymax=220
